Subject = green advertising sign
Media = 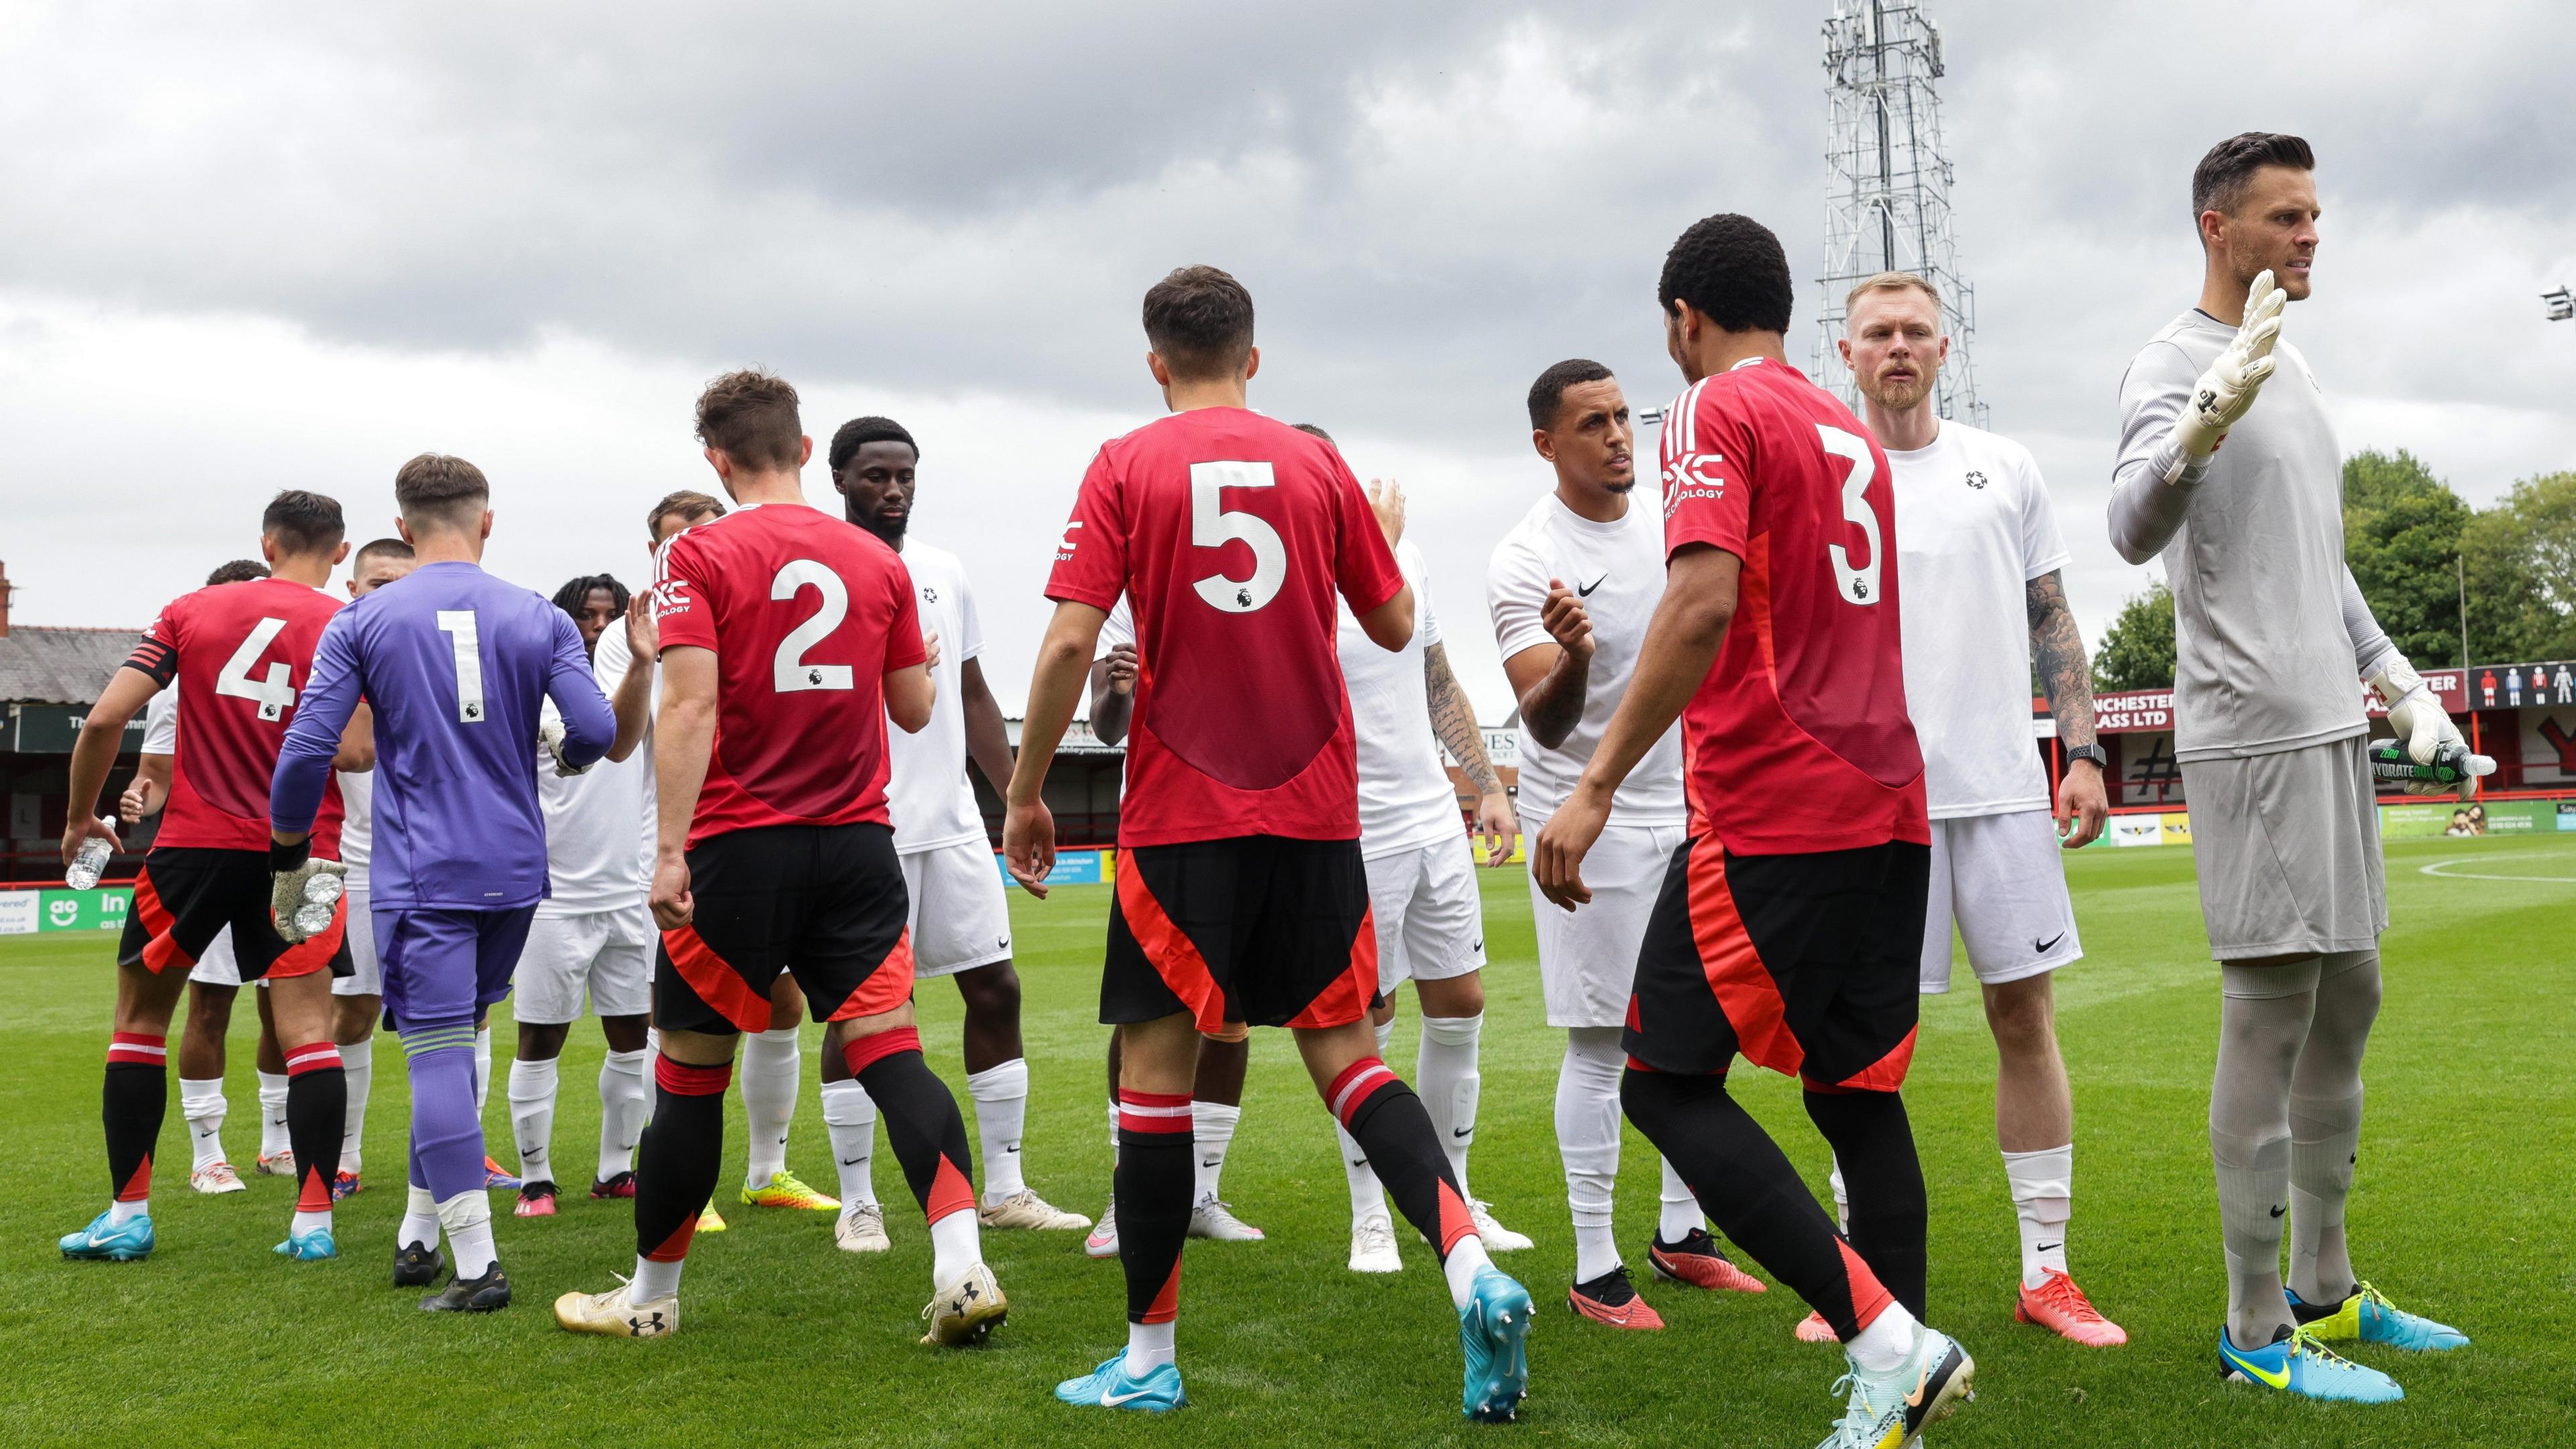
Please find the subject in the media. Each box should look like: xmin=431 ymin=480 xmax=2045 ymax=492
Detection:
xmin=36 ymin=887 xmax=131 ymax=932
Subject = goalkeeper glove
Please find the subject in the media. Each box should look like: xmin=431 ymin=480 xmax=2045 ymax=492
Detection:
xmin=540 ymin=716 xmax=591 ymax=777
xmin=2167 ymin=270 xmax=2286 ymax=473
xmin=2368 ymin=659 xmax=2492 ymax=795
xmin=268 ymin=837 xmax=347 ymax=945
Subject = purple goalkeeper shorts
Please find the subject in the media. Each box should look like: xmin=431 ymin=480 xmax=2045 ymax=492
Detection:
xmin=375 ymin=906 xmax=537 ymax=1028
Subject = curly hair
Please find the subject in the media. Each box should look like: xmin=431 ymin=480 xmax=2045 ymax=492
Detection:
xmin=828 ymin=415 xmax=918 ymax=474
xmin=205 ymin=559 xmax=270 ymax=586
xmin=551 ymin=574 xmax=629 ymax=622
xmin=1657 ymin=213 xmax=1794 ymax=335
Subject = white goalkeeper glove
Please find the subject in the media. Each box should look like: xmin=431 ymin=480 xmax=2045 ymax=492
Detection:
xmin=2368 ymin=659 xmax=2489 ymax=794
xmin=2167 ymin=269 xmax=2286 ymax=472
xmin=268 ymin=839 xmax=347 ymax=945
xmin=540 ymin=716 xmax=591 ymax=777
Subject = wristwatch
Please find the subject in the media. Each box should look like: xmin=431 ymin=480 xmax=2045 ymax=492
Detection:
xmin=2063 ymin=744 xmax=2108 ymax=770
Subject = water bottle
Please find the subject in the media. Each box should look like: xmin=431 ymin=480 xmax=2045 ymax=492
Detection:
xmin=65 ymin=819 xmax=115 ymax=891
xmin=2367 ymin=741 xmax=2495 ymax=790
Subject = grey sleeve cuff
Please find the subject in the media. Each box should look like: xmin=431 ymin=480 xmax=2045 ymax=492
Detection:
xmin=2107 ymin=439 xmax=2203 ymax=564
xmin=2341 ymin=568 xmax=2401 ymax=680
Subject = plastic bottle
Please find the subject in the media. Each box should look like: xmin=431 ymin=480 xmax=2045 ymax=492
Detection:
xmin=64 ymin=819 xmax=115 ymax=891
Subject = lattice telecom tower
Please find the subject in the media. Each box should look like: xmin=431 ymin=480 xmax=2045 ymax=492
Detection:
xmin=1813 ymin=0 xmax=1986 ymax=426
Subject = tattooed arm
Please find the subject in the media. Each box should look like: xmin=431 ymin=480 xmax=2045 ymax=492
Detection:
xmin=2027 ymin=568 xmax=2107 ymax=848
xmin=1425 ymin=642 xmax=1518 ymax=864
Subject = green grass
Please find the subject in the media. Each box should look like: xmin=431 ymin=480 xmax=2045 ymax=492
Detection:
xmin=4 ymin=835 xmax=2573 ymax=1446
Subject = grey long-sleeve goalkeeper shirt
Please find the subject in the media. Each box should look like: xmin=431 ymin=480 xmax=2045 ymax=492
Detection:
xmin=2110 ymin=307 xmax=2400 ymax=763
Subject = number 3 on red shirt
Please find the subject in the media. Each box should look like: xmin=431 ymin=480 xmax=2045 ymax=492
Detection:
xmin=1817 ymin=426 xmax=1883 ymax=606
xmin=1189 ymin=461 xmax=1285 ymax=614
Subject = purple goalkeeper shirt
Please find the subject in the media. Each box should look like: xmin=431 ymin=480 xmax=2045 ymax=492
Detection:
xmin=272 ymin=561 xmax=614 ymax=910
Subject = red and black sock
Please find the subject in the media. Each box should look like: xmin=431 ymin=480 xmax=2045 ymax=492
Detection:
xmin=1622 ymin=1066 xmax=1894 ymax=1341
xmin=284 ymin=1042 xmax=345 ymax=1215
xmin=845 ymin=1028 xmax=975 ymax=1226
xmin=1327 ymin=1057 xmax=1477 ymax=1263
xmin=1114 ymin=1088 xmax=1191 ymax=1324
xmin=634 ymin=1056 xmax=729 ymax=1265
xmin=103 ymin=1032 xmax=168 ymax=1204
xmin=1804 ymin=1085 xmax=1927 ymax=1320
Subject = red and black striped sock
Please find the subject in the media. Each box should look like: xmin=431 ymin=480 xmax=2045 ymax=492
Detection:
xmin=845 ymin=1028 xmax=975 ymax=1226
xmin=1327 ymin=1057 xmax=1477 ymax=1264
xmin=1623 ymin=1066 xmax=1894 ymax=1340
xmin=103 ymin=1032 xmax=168 ymax=1206
xmin=284 ymin=1041 xmax=345 ymax=1218
xmin=634 ymin=1056 xmax=729 ymax=1266
xmin=1114 ymin=1089 xmax=1191 ymax=1325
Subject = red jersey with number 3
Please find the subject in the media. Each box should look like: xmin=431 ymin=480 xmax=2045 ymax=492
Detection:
xmin=653 ymin=503 xmax=926 ymax=844
xmin=1658 ymin=358 xmax=1927 ymax=855
xmin=127 ymin=578 xmax=345 ymax=856
xmin=1046 ymin=408 xmax=1405 ymax=845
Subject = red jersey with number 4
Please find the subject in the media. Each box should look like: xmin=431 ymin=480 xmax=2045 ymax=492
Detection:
xmin=1047 ymin=408 xmax=1405 ymax=846
xmin=127 ymin=578 xmax=345 ymax=857
xmin=653 ymin=503 xmax=926 ymax=844
xmin=1658 ymin=358 xmax=1927 ymax=855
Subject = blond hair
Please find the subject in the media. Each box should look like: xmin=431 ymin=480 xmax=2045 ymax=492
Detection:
xmin=1842 ymin=270 xmax=1943 ymax=316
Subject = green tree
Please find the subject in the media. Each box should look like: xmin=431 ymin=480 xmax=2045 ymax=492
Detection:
xmin=2462 ymin=469 xmax=2576 ymax=661
xmin=2092 ymin=581 xmax=2176 ymax=691
xmin=2341 ymin=448 xmax=2471 ymax=667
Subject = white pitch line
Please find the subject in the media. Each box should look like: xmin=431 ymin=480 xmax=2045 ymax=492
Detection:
xmin=2418 ymin=853 xmax=2576 ymax=884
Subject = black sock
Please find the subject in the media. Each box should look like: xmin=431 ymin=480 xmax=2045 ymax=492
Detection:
xmin=845 ymin=1028 xmax=976 ymax=1226
xmin=1804 ymin=1085 xmax=1927 ymax=1320
xmin=104 ymin=1033 xmax=168 ymax=1205
xmin=635 ymin=1056 xmax=729 ymax=1265
xmin=1329 ymin=1057 xmax=1474 ymax=1263
xmin=1623 ymin=1067 xmax=1893 ymax=1340
xmin=284 ymin=1044 xmax=347 ymax=1216
xmin=1115 ymin=1089 xmax=1192 ymax=1323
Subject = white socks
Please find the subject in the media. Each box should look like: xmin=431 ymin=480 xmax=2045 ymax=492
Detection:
xmin=508 ymin=1055 xmax=561 ymax=1186
xmin=439 ymin=1189 xmax=496 ymax=1279
xmin=1442 ymin=1234 xmax=1495 ymax=1311
xmin=339 ymin=1036 xmax=372 ymax=1174
xmin=1828 ymin=1157 xmax=1851 ymax=1233
xmin=1848 ymin=1302 xmax=1921 ymax=1374
xmin=2002 ymin=1144 xmax=2074 ymax=1289
xmin=180 ymin=1076 xmax=229 ymax=1171
xmin=1104 ymin=1096 xmax=1121 ymax=1155
xmin=400 ymin=1183 xmax=441 ymax=1249
xmin=1337 ymin=1121 xmax=1387 ymax=1224
xmin=632 ymin=1253 xmax=683 ymax=1303
xmin=1193 ymin=1102 xmax=1240 ymax=1203
xmin=1558 ymin=1027 xmax=1625 ymax=1282
xmin=820 ymin=1078 xmax=881 ymax=1208
xmin=1418 ymin=1012 xmax=1481 ymax=1197
xmin=292 ymin=1208 xmax=332 ymax=1236
xmin=741 ymin=1026 xmax=801 ymax=1188
xmin=598 ymin=1047 xmax=650 ymax=1181
xmin=930 ymin=1210 xmax=983 ymax=1291
xmin=473 ymin=1025 xmax=492 ymax=1118
xmin=1657 ymin=1157 xmax=1706 ymax=1242
xmin=1126 ymin=1319 xmax=1177 ymax=1373
xmin=109 ymin=1198 xmax=150 ymax=1226
xmin=967 ymin=1059 xmax=1030 ymax=1203
xmin=257 ymin=1071 xmax=291 ymax=1161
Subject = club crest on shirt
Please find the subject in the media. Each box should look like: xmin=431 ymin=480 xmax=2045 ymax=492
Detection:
xmin=921 ymin=586 xmax=939 ymax=604
xmin=1964 ymin=470 xmax=1988 ymax=490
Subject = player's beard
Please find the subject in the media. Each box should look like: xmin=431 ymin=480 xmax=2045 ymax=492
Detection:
xmin=1862 ymin=368 xmax=1930 ymax=412
xmin=857 ymin=509 xmax=907 ymax=548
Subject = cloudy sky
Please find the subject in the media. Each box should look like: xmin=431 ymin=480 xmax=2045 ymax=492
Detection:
xmin=5 ymin=1 xmax=2570 ymax=714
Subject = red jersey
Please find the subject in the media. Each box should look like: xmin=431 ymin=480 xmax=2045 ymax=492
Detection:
xmin=1657 ymin=358 xmax=1927 ymax=855
xmin=1047 ymin=408 xmax=1405 ymax=846
xmin=653 ymin=502 xmax=926 ymax=844
xmin=127 ymin=578 xmax=345 ymax=857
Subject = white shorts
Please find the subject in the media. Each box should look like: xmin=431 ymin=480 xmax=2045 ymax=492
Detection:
xmin=1525 ymin=818 xmax=1685 ymax=1028
xmin=334 ymin=885 xmax=382 ymax=998
xmin=186 ymin=927 xmax=241 ymax=987
xmin=902 ymin=841 xmax=1013 ymax=979
xmin=1921 ymin=810 xmax=2082 ymax=994
xmin=515 ymin=906 xmax=655 ymax=1024
xmin=1366 ymin=834 xmax=1487 ymax=997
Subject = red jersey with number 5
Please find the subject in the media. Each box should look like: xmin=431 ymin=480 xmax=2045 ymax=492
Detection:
xmin=127 ymin=578 xmax=345 ymax=856
xmin=653 ymin=503 xmax=926 ymax=843
xmin=1658 ymin=358 xmax=1926 ymax=855
xmin=1046 ymin=407 xmax=1405 ymax=845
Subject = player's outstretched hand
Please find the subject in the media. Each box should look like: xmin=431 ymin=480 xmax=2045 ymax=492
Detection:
xmin=650 ymin=856 xmax=694 ymax=929
xmin=1532 ymin=784 xmax=1613 ymax=911
xmin=1476 ymin=790 xmax=1519 ymax=867
xmin=1367 ymin=478 xmax=1405 ymax=548
xmin=623 ymin=589 xmax=658 ymax=664
xmin=2055 ymin=758 xmax=2108 ymax=849
xmin=1003 ymin=798 xmax=1057 ymax=899
xmin=1104 ymin=643 xmax=1139 ymax=696
xmin=1540 ymin=579 xmax=1595 ymax=663
xmin=60 ymin=813 xmax=119 ymax=868
xmin=2174 ymin=268 xmax=2285 ymax=460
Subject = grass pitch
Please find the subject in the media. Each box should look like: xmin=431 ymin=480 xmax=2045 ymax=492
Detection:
xmin=3 ymin=835 xmax=2571 ymax=1447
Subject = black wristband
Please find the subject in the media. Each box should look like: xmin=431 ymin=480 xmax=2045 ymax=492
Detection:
xmin=270 ymin=837 xmax=312 ymax=873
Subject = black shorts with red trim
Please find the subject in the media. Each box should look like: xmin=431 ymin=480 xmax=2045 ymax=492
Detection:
xmin=121 ymin=847 xmax=352 ymax=983
xmin=655 ymin=822 xmax=914 ymax=1036
xmin=1104 ymin=835 xmax=1376 ymax=1032
xmin=1623 ymin=836 xmax=1928 ymax=1091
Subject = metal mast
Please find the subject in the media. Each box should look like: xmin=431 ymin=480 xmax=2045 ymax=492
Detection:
xmin=1814 ymin=0 xmax=1985 ymax=425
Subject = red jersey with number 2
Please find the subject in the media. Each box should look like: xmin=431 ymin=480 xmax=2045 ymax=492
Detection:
xmin=1658 ymin=357 xmax=1927 ymax=855
xmin=653 ymin=503 xmax=926 ymax=844
xmin=1046 ymin=407 xmax=1405 ymax=846
xmin=127 ymin=578 xmax=345 ymax=856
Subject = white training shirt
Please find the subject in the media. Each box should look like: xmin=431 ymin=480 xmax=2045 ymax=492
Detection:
xmin=536 ymin=635 xmax=651 ymax=916
xmin=1888 ymin=421 xmax=2070 ymax=819
xmin=143 ymin=682 xmax=377 ymax=884
xmin=1487 ymin=491 xmax=1686 ymax=826
xmin=1338 ymin=539 xmax=1465 ymax=859
xmin=587 ymin=614 xmax=658 ymax=905
xmin=883 ymin=541 xmax=990 ymax=855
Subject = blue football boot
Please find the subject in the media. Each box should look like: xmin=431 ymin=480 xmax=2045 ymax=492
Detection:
xmin=1055 ymin=1350 xmax=1185 ymax=1412
xmin=274 ymin=1226 xmax=338 ymax=1260
xmin=2218 ymin=1324 xmax=2403 ymax=1403
xmin=60 ymin=1210 xmax=154 ymax=1262
xmin=1460 ymin=1265 xmax=1532 ymax=1423
xmin=2289 ymin=1281 xmax=2469 ymax=1352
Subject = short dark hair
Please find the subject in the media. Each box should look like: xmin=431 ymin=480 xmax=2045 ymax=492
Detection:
xmin=393 ymin=454 xmax=490 ymax=527
xmin=645 ymin=488 xmax=726 ymax=542
xmin=1658 ymin=214 xmax=1794 ymax=335
xmin=260 ymin=489 xmax=345 ymax=555
xmin=1527 ymin=359 xmax=1617 ymax=431
xmin=1289 ymin=422 xmax=1334 ymax=443
xmin=695 ymin=370 xmax=804 ymax=472
xmin=353 ymin=537 xmax=413 ymax=570
xmin=1142 ymin=266 xmax=1255 ymax=382
xmin=2192 ymin=132 xmax=2314 ymax=224
xmin=828 ymin=416 xmax=918 ymax=474
xmin=551 ymin=574 xmax=629 ymax=621
xmin=205 ymin=559 xmax=270 ymax=586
